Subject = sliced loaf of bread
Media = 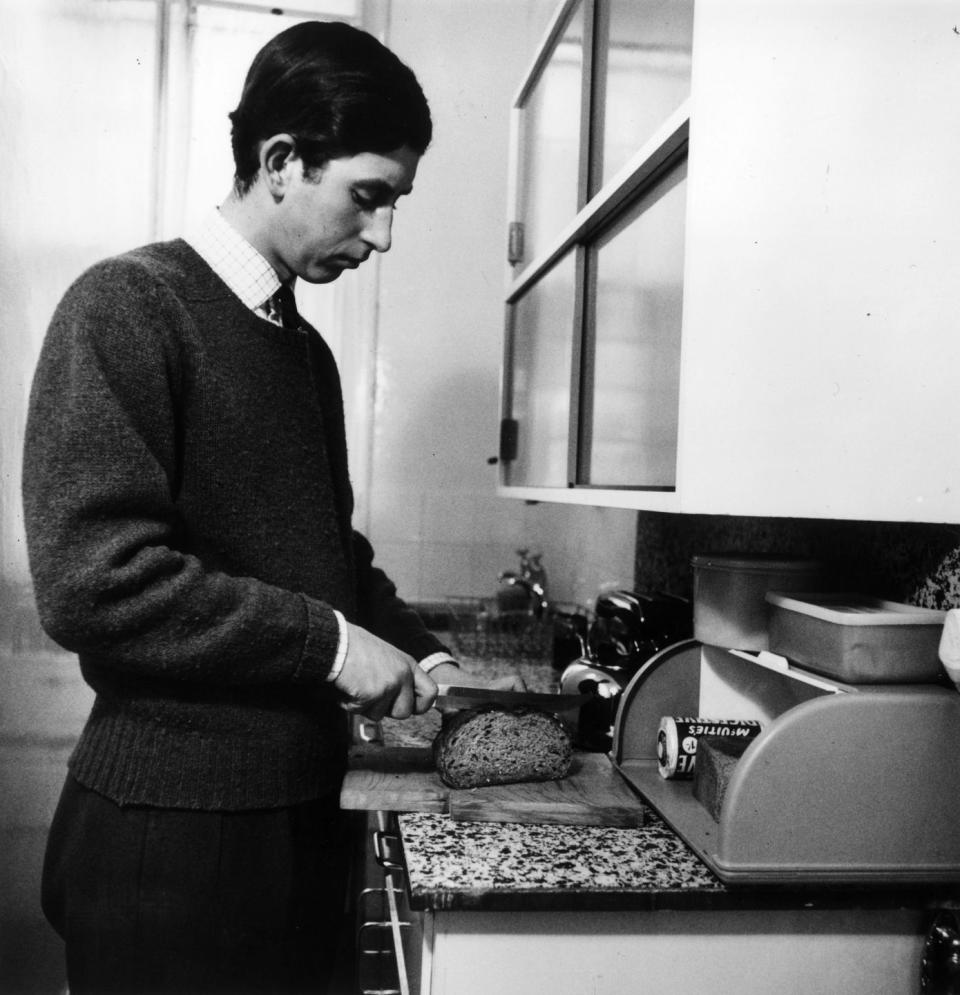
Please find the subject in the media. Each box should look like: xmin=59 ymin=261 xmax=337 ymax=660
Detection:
xmin=433 ymin=704 xmax=573 ymax=789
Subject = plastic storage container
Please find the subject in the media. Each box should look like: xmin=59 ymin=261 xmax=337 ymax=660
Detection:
xmin=766 ymin=592 xmax=947 ymax=683
xmin=691 ymin=554 xmax=825 ymax=651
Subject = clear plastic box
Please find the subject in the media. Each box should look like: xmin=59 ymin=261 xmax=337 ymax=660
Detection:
xmin=765 ymin=592 xmax=946 ymax=684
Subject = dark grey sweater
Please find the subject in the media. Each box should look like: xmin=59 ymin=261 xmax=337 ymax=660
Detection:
xmin=22 ymin=240 xmax=446 ymax=810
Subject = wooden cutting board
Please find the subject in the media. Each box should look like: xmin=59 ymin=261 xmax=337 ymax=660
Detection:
xmin=341 ymin=745 xmax=645 ymax=828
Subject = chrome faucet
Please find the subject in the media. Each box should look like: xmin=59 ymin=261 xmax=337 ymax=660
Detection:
xmin=498 ymin=548 xmax=549 ymax=616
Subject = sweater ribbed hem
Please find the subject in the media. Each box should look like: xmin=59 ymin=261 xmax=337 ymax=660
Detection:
xmin=68 ymin=699 xmax=348 ymax=811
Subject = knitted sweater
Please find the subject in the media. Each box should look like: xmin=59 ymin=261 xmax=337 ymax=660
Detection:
xmin=22 ymin=240 xmax=447 ymax=810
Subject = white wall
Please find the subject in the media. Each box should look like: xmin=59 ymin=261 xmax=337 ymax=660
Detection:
xmin=362 ymin=0 xmax=638 ymax=608
xmin=0 ymin=0 xmax=160 ymax=649
xmin=0 ymin=0 xmax=638 ymax=653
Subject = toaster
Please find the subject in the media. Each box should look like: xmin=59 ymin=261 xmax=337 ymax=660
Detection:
xmin=562 ymin=589 xmax=691 ymax=751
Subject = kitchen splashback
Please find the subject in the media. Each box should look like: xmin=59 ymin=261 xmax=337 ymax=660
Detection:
xmin=633 ymin=514 xmax=960 ymax=610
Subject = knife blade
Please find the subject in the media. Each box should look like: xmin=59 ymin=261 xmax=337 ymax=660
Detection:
xmin=433 ymin=684 xmax=593 ymax=712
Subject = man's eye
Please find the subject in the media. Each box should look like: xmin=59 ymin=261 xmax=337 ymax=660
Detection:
xmin=352 ymin=191 xmax=398 ymax=212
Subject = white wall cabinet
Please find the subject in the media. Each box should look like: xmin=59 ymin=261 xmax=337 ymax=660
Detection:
xmin=499 ymin=0 xmax=960 ymax=523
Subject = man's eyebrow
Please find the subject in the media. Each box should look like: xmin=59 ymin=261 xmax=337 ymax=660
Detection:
xmin=354 ymin=179 xmax=414 ymax=197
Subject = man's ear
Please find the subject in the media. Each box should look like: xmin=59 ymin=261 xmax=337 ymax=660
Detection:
xmin=259 ymin=134 xmax=298 ymax=201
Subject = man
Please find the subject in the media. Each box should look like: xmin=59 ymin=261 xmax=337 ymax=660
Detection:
xmin=22 ymin=20 xmax=517 ymax=994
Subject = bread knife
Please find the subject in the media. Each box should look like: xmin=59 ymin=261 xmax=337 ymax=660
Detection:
xmin=433 ymin=684 xmax=593 ymax=712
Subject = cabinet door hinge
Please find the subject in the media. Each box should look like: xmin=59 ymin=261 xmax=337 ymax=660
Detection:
xmin=507 ymin=222 xmax=525 ymax=266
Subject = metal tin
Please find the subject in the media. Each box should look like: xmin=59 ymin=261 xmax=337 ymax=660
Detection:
xmin=691 ymin=553 xmax=825 ymax=651
xmin=657 ymin=715 xmax=762 ymax=780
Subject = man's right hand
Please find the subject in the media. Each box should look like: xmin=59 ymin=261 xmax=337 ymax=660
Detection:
xmin=332 ymin=622 xmax=438 ymax=721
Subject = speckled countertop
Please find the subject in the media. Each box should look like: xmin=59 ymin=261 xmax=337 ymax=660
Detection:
xmin=372 ymin=649 xmax=952 ymax=913
xmin=381 ymin=652 xmax=719 ymax=911
xmin=397 ymin=809 xmax=732 ymax=912
xmin=382 ymin=655 xmax=725 ymax=908
xmin=379 ymin=652 xmax=722 ymax=912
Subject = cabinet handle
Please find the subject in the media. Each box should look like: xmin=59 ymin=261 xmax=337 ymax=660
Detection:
xmin=507 ymin=221 xmax=524 ymax=265
xmin=499 ymin=418 xmax=518 ymax=462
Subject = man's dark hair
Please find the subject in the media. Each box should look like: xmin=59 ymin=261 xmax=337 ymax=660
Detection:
xmin=229 ymin=20 xmax=432 ymax=194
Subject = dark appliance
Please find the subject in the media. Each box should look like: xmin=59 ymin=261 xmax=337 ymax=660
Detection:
xmin=561 ymin=589 xmax=691 ymax=752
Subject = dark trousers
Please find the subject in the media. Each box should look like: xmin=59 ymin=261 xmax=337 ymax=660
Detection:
xmin=42 ymin=776 xmax=353 ymax=995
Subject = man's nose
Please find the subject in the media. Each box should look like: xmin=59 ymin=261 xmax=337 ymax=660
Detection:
xmin=361 ymin=207 xmax=394 ymax=253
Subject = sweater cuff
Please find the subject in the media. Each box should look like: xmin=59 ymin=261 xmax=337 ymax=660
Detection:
xmin=325 ymin=610 xmax=348 ymax=682
xmin=294 ymin=597 xmax=343 ymax=683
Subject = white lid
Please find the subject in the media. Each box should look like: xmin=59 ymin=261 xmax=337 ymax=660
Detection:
xmin=765 ymin=591 xmax=947 ymax=626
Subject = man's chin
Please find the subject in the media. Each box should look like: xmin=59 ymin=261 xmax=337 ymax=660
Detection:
xmin=300 ymin=267 xmax=343 ymax=285
xmin=302 ymin=261 xmax=357 ymax=284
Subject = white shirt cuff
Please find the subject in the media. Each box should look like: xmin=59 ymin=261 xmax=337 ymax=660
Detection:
xmin=418 ymin=652 xmax=458 ymax=675
xmin=325 ymin=610 xmax=349 ymax=682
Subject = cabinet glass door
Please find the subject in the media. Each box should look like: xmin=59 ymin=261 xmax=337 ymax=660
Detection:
xmin=514 ymin=0 xmax=587 ymax=270
xmin=500 ymin=0 xmax=692 ymax=504
xmin=504 ymin=252 xmax=579 ymax=487
xmin=579 ymin=158 xmax=686 ymax=488
xmin=592 ymin=0 xmax=693 ymax=193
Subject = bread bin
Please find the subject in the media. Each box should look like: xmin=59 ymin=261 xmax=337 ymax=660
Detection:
xmin=611 ymin=638 xmax=960 ymax=883
xmin=691 ymin=553 xmax=824 ymax=651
